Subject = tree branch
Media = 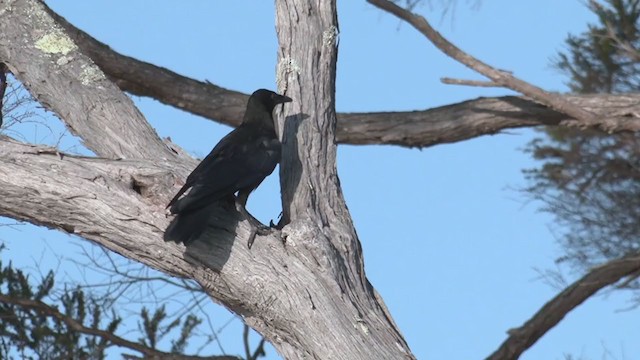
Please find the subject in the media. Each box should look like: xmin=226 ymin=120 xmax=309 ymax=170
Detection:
xmin=0 ymin=136 xmax=190 ymax=276
xmin=0 ymin=294 xmax=238 ymax=360
xmin=486 ymin=253 xmax=640 ymax=360
xmin=39 ymin=2 xmax=640 ymax=150
xmin=440 ymin=77 xmax=501 ymax=87
xmin=366 ymin=0 xmax=637 ymax=132
xmin=0 ymin=0 xmax=175 ymax=160
xmin=0 ymin=136 xmax=412 ymax=359
xmin=337 ymin=94 xmax=640 ymax=147
xmin=39 ymin=0 xmax=250 ymax=130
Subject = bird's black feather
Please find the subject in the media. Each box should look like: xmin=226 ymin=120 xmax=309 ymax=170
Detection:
xmin=164 ymin=89 xmax=291 ymax=245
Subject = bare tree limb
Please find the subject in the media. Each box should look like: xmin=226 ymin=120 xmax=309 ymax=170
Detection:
xmin=38 ymin=2 xmax=640 ymax=150
xmin=440 ymin=77 xmax=501 ymax=87
xmin=1 ymin=0 xmax=416 ymax=357
xmin=0 ymin=134 xmax=413 ymax=359
xmin=0 ymin=294 xmax=239 ymax=360
xmin=242 ymin=324 xmax=252 ymax=360
xmin=486 ymin=253 xmax=640 ymax=360
xmin=338 ymin=94 xmax=640 ymax=147
xmin=365 ymin=0 xmax=636 ymax=132
xmin=3 ymin=0 xmax=639 ymax=359
xmin=0 ymin=0 xmax=176 ymax=160
xmin=39 ymin=0 xmax=250 ymax=130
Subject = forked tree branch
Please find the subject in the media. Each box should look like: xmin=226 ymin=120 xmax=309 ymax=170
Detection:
xmin=364 ymin=2 xmax=640 ymax=359
xmin=486 ymin=253 xmax=640 ymax=360
xmin=0 ymin=294 xmax=240 ymax=360
xmin=0 ymin=135 xmax=413 ymax=359
xmin=1 ymin=1 xmax=414 ymax=358
xmin=0 ymin=0 xmax=176 ymax=160
xmin=3 ymin=1 xmax=640 ymax=359
xmin=366 ymin=0 xmax=640 ymax=133
xmin=39 ymin=0 xmax=640 ymax=150
xmin=39 ymin=0 xmax=250 ymax=130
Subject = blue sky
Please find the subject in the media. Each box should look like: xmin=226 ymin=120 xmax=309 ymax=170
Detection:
xmin=1 ymin=0 xmax=639 ymax=359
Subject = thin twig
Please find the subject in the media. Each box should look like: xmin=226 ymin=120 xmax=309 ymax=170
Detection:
xmin=242 ymin=324 xmax=252 ymax=360
xmin=250 ymin=337 xmax=267 ymax=360
xmin=485 ymin=253 xmax=640 ymax=360
xmin=602 ymin=18 xmax=640 ymax=63
xmin=367 ymin=0 xmax=602 ymax=128
xmin=242 ymin=324 xmax=266 ymax=360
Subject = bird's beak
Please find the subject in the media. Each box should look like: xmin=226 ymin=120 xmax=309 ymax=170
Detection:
xmin=278 ymin=95 xmax=293 ymax=104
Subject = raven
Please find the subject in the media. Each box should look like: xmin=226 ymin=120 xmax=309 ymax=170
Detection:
xmin=164 ymin=89 xmax=291 ymax=247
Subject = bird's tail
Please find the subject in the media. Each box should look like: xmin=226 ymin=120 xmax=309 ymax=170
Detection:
xmin=164 ymin=207 xmax=212 ymax=245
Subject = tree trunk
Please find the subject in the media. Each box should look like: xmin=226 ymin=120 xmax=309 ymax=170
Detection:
xmin=0 ymin=0 xmax=414 ymax=358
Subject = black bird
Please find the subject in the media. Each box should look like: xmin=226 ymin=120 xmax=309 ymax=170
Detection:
xmin=164 ymin=89 xmax=291 ymax=247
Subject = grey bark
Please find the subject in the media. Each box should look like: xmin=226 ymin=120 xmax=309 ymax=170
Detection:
xmin=40 ymin=1 xmax=640 ymax=148
xmin=0 ymin=0 xmax=413 ymax=359
xmin=2 ymin=0 xmax=639 ymax=359
xmin=0 ymin=1 xmax=175 ymax=160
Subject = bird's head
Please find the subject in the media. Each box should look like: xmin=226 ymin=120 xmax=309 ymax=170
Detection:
xmin=249 ymin=89 xmax=292 ymax=113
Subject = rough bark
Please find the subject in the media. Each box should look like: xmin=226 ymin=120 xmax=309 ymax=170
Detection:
xmin=41 ymin=1 xmax=250 ymax=130
xmin=0 ymin=0 xmax=413 ymax=359
xmin=0 ymin=134 xmax=412 ymax=359
xmin=39 ymin=1 xmax=640 ymax=148
xmin=0 ymin=1 xmax=175 ymax=160
xmin=2 ymin=0 xmax=639 ymax=359
xmin=268 ymin=0 xmax=412 ymax=358
xmin=337 ymin=94 xmax=640 ymax=147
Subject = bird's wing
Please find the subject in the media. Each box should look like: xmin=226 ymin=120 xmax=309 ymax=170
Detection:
xmin=169 ymin=128 xmax=280 ymax=214
xmin=166 ymin=126 xmax=248 ymax=209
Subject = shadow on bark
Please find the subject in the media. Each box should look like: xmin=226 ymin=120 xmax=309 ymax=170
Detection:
xmin=184 ymin=202 xmax=240 ymax=272
xmin=279 ymin=113 xmax=308 ymax=226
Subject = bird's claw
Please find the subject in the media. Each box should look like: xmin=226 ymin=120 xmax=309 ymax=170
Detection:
xmin=247 ymin=223 xmax=272 ymax=249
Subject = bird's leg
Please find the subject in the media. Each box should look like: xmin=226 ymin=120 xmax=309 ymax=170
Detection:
xmin=269 ymin=212 xmax=283 ymax=229
xmin=241 ymin=204 xmax=272 ymax=249
xmin=235 ymin=190 xmax=272 ymax=248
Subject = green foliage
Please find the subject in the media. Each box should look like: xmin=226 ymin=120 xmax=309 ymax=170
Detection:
xmin=526 ymin=0 xmax=640 ymax=276
xmin=525 ymin=129 xmax=640 ymax=268
xmin=138 ymin=304 xmax=201 ymax=352
xmin=0 ymin=244 xmax=205 ymax=359
xmin=555 ymin=0 xmax=640 ymax=93
xmin=0 ymin=261 xmax=117 ymax=359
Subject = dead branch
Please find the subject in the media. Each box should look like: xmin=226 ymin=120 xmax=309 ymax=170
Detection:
xmin=37 ymin=2 xmax=640 ymax=149
xmin=486 ymin=253 xmax=640 ymax=360
xmin=440 ymin=77 xmax=500 ymax=87
xmin=365 ymin=0 xmax=627 ymax=132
